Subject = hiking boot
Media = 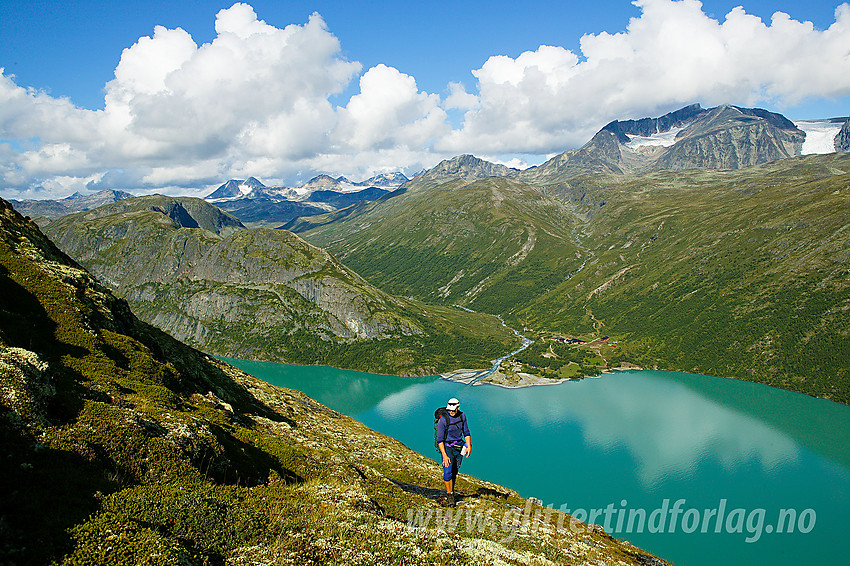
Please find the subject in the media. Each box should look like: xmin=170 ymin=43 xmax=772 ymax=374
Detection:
xmin=447 ymin=493 xmax=455 ymax=507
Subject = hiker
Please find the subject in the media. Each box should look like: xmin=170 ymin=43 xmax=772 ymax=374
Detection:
xmin=436 ymin=397 xmax=471 ymax=506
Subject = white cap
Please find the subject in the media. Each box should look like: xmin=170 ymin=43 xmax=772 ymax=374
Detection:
xmin=447 ymin=398 xmax=460 ymax=409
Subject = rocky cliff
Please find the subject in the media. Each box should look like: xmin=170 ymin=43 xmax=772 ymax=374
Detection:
xmin=655 ymin=105 xmax=804 ymax=170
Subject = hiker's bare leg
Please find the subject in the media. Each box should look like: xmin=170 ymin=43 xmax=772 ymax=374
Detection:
xmin=444 ymin=479 xmax=453 ymax=493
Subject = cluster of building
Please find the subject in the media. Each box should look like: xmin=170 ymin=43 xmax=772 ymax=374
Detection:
xmin=546 ymin=336 xmax=586 ymax=345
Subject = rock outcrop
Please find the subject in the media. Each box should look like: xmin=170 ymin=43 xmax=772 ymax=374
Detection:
xmin=836 ymin=118 xmax=850 ymax=152
xmin=418 ymin=154 xmax=519 ymax=182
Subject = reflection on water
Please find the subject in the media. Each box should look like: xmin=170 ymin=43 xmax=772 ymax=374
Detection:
xmin=225 ymin=359 xmax=850 ymax=566
xmin=653 ymin=371 xmax=850 ymax=471
xmin=524 ymin=372 xmax=801 ymax=486
xmin=218 ymin=357 xmax=433 ymax=415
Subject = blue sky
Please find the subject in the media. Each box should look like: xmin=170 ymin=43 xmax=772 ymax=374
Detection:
xmin=1 ymin=0 xmax=849 ymax=198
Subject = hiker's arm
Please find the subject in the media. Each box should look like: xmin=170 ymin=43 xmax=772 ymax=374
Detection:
xmin=464 ymin=435 xmax=472 ymax=457
xmin=438 ymin=442 xmax=450 ymax=467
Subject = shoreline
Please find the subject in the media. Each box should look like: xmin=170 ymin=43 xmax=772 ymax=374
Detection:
xmin=441 ymin=362 xmax=644 ymax=389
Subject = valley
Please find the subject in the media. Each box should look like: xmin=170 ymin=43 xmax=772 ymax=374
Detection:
xmin=0 ymin=198 xmax=663 ymax=566
xmin=42 ymin=195 xmax=519 ymax=376
xmin=286 ymin=109 xmax=850 ymax=403
xmin=5 ymin=3 xmax=850 ymax=564
xmin=9 ymin=103 xmax=850 ymax=403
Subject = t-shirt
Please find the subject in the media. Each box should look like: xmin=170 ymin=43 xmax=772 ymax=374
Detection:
xmin=437 ymin=411 xmax=470 ymax=447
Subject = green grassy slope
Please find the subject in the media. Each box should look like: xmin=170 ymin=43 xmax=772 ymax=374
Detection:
xmin=296 ymin=154 xmax=850 ymax=403
xmin=520 ymin=154 xmax=850 ymax=402
xmin=44 ymin=196 xmax=518 ymax=376
xmin=0 ymin=197 xmax=664 ymax=566
xmin=297 ymin=177 xmax=584 ymax=314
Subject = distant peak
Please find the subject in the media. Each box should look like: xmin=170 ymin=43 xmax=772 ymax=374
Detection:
xmin=357 ymin=171 xmax=409 ymax=188
xmin=419 ymin=154 xmax=518 ymax=181
xmin=243 ymin=177 xmax=265 ymax=187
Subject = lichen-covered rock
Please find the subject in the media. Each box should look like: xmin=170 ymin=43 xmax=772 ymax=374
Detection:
xmin=0 ymin=347 xmax=52 ymax=426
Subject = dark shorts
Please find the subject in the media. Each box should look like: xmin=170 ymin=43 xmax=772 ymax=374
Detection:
xmin=440 ymin=444 xmax=463 ymax=481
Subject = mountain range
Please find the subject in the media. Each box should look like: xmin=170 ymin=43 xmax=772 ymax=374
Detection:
xmin=11 ymin=104 xmax=847 ymax=230
xmin=289 ymin=114 xmax=850 ymax=402
xmin=206 ymin=172 xmax=408 ymax=201
xmin=8 ymin=189 xmax=134 ymax=222
xmin=204 ymin=172 xmax=408 ymax=227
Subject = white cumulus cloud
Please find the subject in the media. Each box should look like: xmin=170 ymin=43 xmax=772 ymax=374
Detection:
xmin=0 ymin=4 xmax=368 ymax=196
xmin=444 ymin=82 xmax=480 ymax=111
xmin=440 ymin=0 xmax=850 ymax=154
xmin=335 ymin=64 xmax=449 ymax=151
xmin=1 ymin=0 xmax=849 ymax=199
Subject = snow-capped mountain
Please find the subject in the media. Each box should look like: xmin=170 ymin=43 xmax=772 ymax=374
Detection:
xmin=596 ymin=105 xmax=849 ymax=164
xmin=202 ymin=172 xmax=408 ymax=226
xmin=524 ymin=104 xmax=846 ymax=180
xmin=204 ymin=172 xmax=408 ymax=202
xmin=206 ymin=177 xmax=267 ymax=200
xmin=293 ymin=174 xmax=358 ymax=197
xmin=357 ymin=172 xmax=410 ymax=188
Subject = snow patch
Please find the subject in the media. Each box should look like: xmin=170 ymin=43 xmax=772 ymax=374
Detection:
xmin=334 ymin=180 xmax=360 ymax=193
xmin=238 ymin=183 xmax=254 ymax=196
xmin=624 ymin=125 xmax=687 ymax=149
xmin=795 ymin=120 xmax=842 ymax=155
xmin=290 ymin=186 xmax=311 ymax=198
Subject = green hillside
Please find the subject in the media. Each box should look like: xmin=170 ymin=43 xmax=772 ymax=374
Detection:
xmin=521 ymin=154 xmax=850 ymax=401
xmin=296 ymin=154 xmax=850 ymax=403
xmin=44 ymin=196 xmax=518 ymax=376
xmin=296 ymin=176 xmax=584 ymax=314
xmin=0 ymin=198 xmax=665 ymax=565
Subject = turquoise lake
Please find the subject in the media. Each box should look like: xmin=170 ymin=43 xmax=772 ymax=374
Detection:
xmin=223 ymin=358 xmax=850 ymax=566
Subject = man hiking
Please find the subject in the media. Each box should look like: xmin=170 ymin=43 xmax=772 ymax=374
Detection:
xmin=436 ymin=397 xmax=471 ymax=507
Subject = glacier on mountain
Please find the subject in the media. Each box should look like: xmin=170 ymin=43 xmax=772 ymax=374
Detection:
xmin=795 ymin=120 xmax=845 ymax=154
xmin=623 ymin=125 xmax=688 ymax=150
